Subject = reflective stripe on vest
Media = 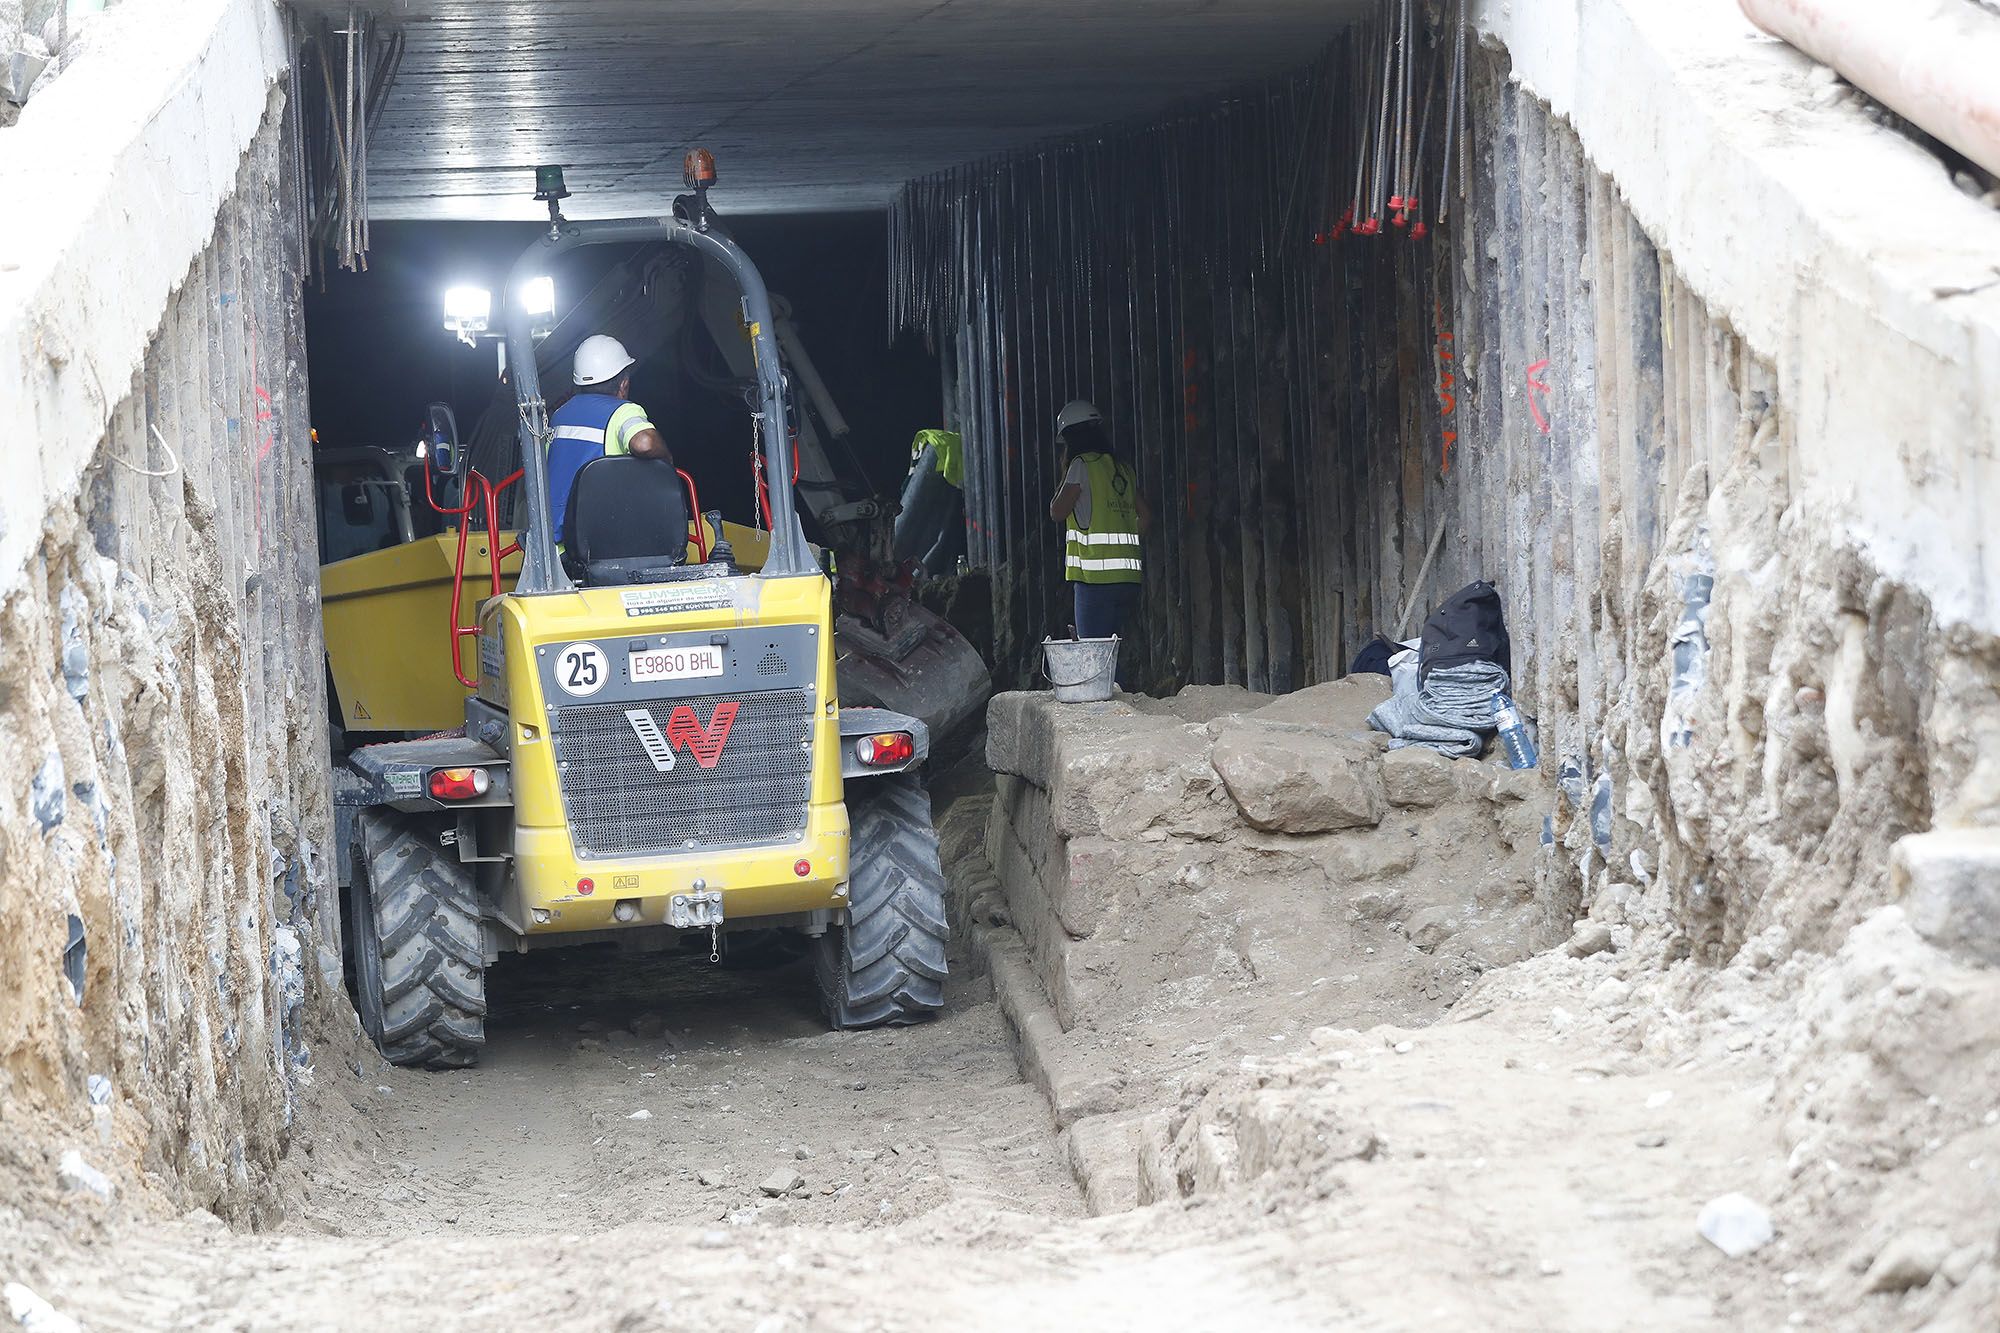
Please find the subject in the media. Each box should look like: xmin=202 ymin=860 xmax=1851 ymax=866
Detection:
xmin=1064 ymin=451 xmax=1142 ymax=585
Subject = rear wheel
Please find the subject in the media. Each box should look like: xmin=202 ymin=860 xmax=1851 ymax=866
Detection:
xmin=815 ymin=774 xmax=948 ymax=1028
xmin=349 ymin=811 xmax=487 ymax=1067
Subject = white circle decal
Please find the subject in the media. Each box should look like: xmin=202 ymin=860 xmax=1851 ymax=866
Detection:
xmin=554 ymin=642 xmax=609 ymax=697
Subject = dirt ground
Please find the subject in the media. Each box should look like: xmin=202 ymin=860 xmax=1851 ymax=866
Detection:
xmin=5 ymin=776 xmax=1996 ymax=1331
xmin=287 ymin=944 xmax=1079 ymax=1240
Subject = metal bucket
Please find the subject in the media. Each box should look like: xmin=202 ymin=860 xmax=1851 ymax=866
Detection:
xmin=1041 ymin=635 xmax=1119 ymax=703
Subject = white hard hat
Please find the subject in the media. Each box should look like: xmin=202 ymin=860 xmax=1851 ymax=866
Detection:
xmin=1056 ymin=399 xmax=1102 ymax=434
xmin=573 ymin=334 xmax=636 ymax=386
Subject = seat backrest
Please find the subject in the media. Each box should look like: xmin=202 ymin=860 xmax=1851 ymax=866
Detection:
xmin=561 ymin=456 xmax=688 ymax=585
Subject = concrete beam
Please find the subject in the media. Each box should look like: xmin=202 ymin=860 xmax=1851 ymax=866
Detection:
xmin=0 ymin=0 xmax=289 ymax=599
xmin=1477 ymin=0 xmax=2000 ymax=635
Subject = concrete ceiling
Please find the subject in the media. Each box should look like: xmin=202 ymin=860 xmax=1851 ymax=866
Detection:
xmin=297 ymin=1 xmax=1366 ymax=219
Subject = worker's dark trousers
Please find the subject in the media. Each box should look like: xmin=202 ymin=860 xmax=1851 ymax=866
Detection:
xmin=1072 ymin=581 xmax=1139 ymax=640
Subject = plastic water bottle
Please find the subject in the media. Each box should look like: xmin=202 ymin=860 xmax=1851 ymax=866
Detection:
xmin=1492 ymin=692 xmax=1538 ymax=770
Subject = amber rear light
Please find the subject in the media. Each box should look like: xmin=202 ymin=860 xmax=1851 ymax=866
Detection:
xmin=428 ymin=767 xmax=490 ymax=800
xmin=854 ymin=732 xmax=915 ymax=767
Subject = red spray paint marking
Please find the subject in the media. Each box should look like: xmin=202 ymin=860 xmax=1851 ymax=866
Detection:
xmin=1435 ymin=326 xmax=1458 ymax=473
xmin=1525 ymin=359 xmax=1553 ymax=434
xmin=246 ymin=333 xmax=278 ymax=553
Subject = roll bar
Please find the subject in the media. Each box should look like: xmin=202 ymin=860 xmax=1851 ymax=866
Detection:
xmin=501 ymin=218 xmax=817 ymax=592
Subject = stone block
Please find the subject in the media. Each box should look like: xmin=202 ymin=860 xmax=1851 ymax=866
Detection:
xmin=1381 ymin=746 xmax=1462 ymax=808
xmin=1210 ymin=724 xmax=1385 ymax=833
xmin=988 ymin=689 xmax=1147 ymax=786
xmin=1486 ymin=766 xmax=1543 ymax=803
xmin=1133 ymin=1110 xmax=1180 ymax=1206
xmin=985 ymin=691 xmax=1034 ymax=775
xmin=1066 ymin=1114 xmax=1143 ymax=1216
xmin=1050 ymin=723 xmax=1236 ymax=841
xmin=1892 ymin=829 xmax=2000 ymax=967
xmin=1055 ymin=836 xmax=1179 ymax=938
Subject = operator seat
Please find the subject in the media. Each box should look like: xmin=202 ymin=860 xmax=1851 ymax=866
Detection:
xmin=561 ymin=456 xmax=688 ymax=587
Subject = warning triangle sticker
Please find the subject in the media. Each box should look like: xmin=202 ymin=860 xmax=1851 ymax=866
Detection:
xmin=352 ymin=701 xmax=371 ymax=720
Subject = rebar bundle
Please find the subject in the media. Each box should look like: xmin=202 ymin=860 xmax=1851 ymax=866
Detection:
xmin=295 ymin=7 xmax=404 ymax=283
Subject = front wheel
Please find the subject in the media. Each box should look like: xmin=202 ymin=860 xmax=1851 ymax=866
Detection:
xmin=815 ymin=774 xmax=948 ymax=1028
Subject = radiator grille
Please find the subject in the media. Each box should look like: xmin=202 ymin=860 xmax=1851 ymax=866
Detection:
xmin=549 ymin=688 xmax=814 ymax=858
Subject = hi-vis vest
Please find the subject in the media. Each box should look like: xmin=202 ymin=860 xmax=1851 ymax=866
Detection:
xmin=547 ymin=393 xmax=652 ymax=542
xmin=1065 ymin=451 xmax=1142 ymax=585
xmin=912 ymin=428 xmax=964 ymax=489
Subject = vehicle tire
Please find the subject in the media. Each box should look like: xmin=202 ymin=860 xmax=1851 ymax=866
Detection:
xmin=815 ymin=773 xmax=948 ymax=1028
xmin=350 ymin=811 xmax=487 ymax=1068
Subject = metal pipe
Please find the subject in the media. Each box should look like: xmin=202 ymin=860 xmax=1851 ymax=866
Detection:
xmin=1739 ymin=0 xmax=2000 ymax=177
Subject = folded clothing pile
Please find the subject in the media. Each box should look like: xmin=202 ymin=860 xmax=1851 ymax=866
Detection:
xmin=1367 ymin=654 xmax=1508 ymax=757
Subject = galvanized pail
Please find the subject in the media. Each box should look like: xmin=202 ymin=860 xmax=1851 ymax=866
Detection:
xmin=1041 ymin=635 xmax=1119 ymax=703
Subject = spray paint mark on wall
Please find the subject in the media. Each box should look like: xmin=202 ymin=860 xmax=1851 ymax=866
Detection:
xmin=1525 ymin=358 xmax=1553 ymax=434
xmin=1436 ymin=318 xmax=1458 ymax=471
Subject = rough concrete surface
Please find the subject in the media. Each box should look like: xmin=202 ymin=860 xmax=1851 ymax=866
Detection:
xmin=0 ymin=0 xmax=289 ymax=603
xmin=1482 ymin=0 xmax=2000 ymax=637
xmin=0 ymin=34 xmax=332 ymax=1227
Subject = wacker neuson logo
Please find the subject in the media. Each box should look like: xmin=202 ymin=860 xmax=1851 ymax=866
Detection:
xmin=625 ymin=703 xmax=741 ymax=773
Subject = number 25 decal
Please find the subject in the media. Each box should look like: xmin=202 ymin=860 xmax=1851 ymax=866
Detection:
xmin=556 ymin=643 xmax=608 ymax=697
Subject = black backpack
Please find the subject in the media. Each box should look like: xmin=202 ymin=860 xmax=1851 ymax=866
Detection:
xmin=1419 ymin=581 xmax=1511 ymax=682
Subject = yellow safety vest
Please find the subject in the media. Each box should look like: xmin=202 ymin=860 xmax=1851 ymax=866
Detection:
xmin=912 ymin=428 xmax=964 ymax=489
xmin=1064 ymin=452 xmax=1142 ymax=585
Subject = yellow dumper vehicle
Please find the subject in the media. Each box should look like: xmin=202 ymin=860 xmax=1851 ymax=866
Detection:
xmin=321 ymin=211 xmax=947 ymax=1067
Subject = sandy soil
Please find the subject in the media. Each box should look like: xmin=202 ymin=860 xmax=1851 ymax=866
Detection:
xmin=0 ymin=951 xmax=1832 ymax=1333
xmin=5 ymin=782 xmax=1994 ymax=1332
xmin=286 ymin=945 xmax=1079 ymax=1240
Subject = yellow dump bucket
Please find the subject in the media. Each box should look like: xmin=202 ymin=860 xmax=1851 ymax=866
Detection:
xmin=321 ymin=517 xmax=751 ymax=736
xmin=320 ymin=533 xmax=521 ymax=735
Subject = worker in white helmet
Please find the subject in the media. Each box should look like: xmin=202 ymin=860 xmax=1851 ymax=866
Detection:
xmin=546 ymin=334 xmax=671 ymax=544
xmin=1047 ymin=398 xmax=1149 ymax=640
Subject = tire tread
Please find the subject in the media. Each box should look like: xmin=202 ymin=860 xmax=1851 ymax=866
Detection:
xmin=815 ymin=774 xmax=949 ymax=1029
xmin=355 ymin=811 xmax=487 ymax=1068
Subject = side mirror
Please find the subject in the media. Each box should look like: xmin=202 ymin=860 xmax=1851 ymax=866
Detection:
xmin=424 ymin=402 xmax=466 ymax=479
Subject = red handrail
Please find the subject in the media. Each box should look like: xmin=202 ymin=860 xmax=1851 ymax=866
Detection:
xmin=679 ymin=468 xmax=709 ymax=563
xmin=428 ymin=466 xmax=522 ymax=690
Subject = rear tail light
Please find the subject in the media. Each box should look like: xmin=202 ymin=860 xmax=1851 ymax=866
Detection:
xmin=428 ymin=767 xmax=490 ymax=800
xmin=854 ymin=732 xmax=914 ymax=767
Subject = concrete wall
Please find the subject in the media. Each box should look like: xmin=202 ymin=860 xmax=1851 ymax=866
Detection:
xmin=893 ymin=0 xmax=2000 ymax=963
xmin=0 ymin=0 xmax=335 ymax=1222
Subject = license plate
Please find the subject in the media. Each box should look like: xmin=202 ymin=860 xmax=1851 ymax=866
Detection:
xmin=629 ymin=644 xmax=725 ymax=684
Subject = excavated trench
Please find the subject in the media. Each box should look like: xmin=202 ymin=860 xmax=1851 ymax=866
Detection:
xmin=8 ymin=2 xmax=2000 ymax=1328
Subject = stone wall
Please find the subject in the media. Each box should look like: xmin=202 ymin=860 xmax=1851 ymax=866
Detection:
xmin=982 ymin=684 xmax=1556 ymax=1058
